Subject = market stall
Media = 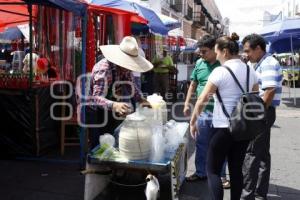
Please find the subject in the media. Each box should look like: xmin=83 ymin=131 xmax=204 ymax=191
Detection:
xmin=176 ymin=37 xmax=198 ymax=93
xmin=86 ymin=4 xmax=148 ymax=71
xmin=90 ymin=0 xmax=169 ymax=60
xmin=0 ymin=0 xmax=88 ymax=156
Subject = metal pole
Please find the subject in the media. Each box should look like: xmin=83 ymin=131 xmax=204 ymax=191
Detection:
xmin=29 ymin=3 xmax=33 ymax=88
xmin=80 ymin=10 xmax=88 ymax=168
xmin=59 ymin=10 xmax=64 ymax=80
xmin=290 ymin=35 xmax=297 ymax=105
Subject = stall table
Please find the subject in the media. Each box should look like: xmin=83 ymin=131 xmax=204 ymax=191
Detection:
xmin=0 ymin=83 xmax=59 ymax=156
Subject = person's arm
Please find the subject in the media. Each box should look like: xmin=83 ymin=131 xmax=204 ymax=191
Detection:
xmin=93 ymin=80 xmax=130 ymax=115
xmin=260 ymin=63 xmax=281 ymax=108
xmin=91 ymin=75 xmax=115 ymax=110
xmin=252 ymin=83 xmax=259 ymax=92
xmin=263 ymin=87 xmax=276 ymax=108
xmin=152 ymin=56 xmax=162 ymax=68
xmin=90 ymin=61 xmax=130 ymax=114
xmin=183 ymin=81 xmax=197 ymax=116
xmin=167 ymin=55 xmax=174 ymax=68
xmin=190 ymin=81 xmax=217 ymax=139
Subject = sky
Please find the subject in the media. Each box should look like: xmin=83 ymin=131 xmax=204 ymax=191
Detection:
xmin=215 ymin=0 xmax=283 ymax=39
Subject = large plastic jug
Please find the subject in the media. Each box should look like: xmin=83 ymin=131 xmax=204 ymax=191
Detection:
xmin=119 ymin=113 xmax=152 ymax=160
xmin=147 ymin=94 xmax=167 ymax=125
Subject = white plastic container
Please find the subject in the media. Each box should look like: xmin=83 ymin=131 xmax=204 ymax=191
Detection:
xmin=146 ymin=94 xmax=168 ymax=125
xmin=119 ymin=113 xmax=152 ymax=160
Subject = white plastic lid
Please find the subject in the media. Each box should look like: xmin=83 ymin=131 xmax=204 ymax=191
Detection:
xmin=126 ymin=112 xmax=146 ymax=121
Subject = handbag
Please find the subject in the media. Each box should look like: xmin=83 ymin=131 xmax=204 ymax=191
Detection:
xmin=216 ymin=65 xmax=267 ymax=141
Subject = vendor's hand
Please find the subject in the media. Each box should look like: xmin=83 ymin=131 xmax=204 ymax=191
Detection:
xmin=189 ymin=122 xmax=198 ymax=140
xmin=139 ymin=99 xmax=152 ymax=108
xmin=183 ymin=104 xmax=190 ymax=117
xmin=112 ymin=102 xmax=131 ymax=116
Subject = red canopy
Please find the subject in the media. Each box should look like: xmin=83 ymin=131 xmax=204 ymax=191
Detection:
xmin=166 ymin=36 xmax=186 ymax=46
xmin=0 ymin=1 xmax=147 ymax=32
xmin=0 ymin=1 xmax=37 ymax=31
xmin=88 ymin=4 xmax=147 ymax=24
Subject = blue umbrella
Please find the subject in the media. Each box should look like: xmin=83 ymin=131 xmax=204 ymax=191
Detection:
xmin=259 ymin=18 xmax=300 ymax=106
xmin=0 ymin=27 xmax=24 ymax=41
xmin=91 ymin=0 xmax=169 ymax=35
xmin=158 ymin=14 xmax=181 ymax=31
xmin=259 ymin=18 xmax=300 ymax=53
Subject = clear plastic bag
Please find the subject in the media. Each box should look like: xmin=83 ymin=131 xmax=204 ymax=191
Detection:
xmin=94 ymin=143 xmax=128 ymax=162
xmin=150 ymin=124 xmax=165 ymax=162
xmin=99 ymin=133 xmax=115 ymax=147
xmin=164 ymin=120 xmax=185 ymax=153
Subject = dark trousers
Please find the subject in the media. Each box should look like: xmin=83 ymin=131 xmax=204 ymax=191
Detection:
xmin=86 ymin=107 xmax=122 ymax=149
xmin=241 ymin=106 xmax=276 ymax=200
xmin=207 ymin=128 xmax=249 ymax=200
xmin=153 ymin=73 xmax=169 ymax=99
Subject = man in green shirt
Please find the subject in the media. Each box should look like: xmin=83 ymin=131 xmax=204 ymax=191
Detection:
xmin=183 ymin=35 xmax=228 ymax=185
xmin=152 ymin=49 xmax=174 ymax=99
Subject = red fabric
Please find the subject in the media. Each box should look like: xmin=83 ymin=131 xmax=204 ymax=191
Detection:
xmin=63 ymin=11 xmax=69 ymax=79
xmin=178 ymin=36 xmax=186 ymax=46
xmin=114 ymin=14 xmax=131 ymax=43
xmin=167 ymin=36 xmax=177 ymax=46
xmin=86 ymin=11 xmax=96 ymax=72
xmin=88 ymin=5 xmax=147 ymax=24
xmin=122 ymin=15 xmax=131 ymax=37
xmin=0 ymin=1 xmax=37 ymax=31
xmin=165 ymin=36 xmax=186 ymax=47
xmin=37 ymin=58 xmax=49 ymax=74
xmin=75 ymin=17 xmax=81 ymax=37
xmin=86 ymin=4 xmax=141 ymax=72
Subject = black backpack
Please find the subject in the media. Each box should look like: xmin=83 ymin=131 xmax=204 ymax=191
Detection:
xmin=216 ymin=65 xmax=267 ymax=141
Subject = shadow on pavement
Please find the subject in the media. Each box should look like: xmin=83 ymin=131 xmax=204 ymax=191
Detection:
xmin=179 ymin=183 xmax=300 ymax=200
xmin=268 ymin=183 xmax=300 ymax=200
xmin=179 ymin=180 xmax=211 ymax=200
xmin=281 ymin=98 xmax=300 ymax=108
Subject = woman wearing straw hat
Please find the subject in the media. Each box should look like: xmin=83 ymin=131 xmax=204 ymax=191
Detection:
xmin=87 ymin=36 xmax=153 ymax=148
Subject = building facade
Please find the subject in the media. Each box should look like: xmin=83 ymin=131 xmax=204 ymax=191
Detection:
xmin=129 ymin=0 xmax=224 ymax=39
xmin=263 ymin=0 xmax=300 ymax=26
xmin=281 ymin=0 xmax=300 ymax=18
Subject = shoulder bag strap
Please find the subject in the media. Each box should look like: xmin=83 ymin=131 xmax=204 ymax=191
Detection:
xmin=216 ymin=89 xmax=230 ymax=119
xmin=223 ymin=65 xmax=245 ymax=93
xmin=215 ymin=65 xmax=249 ymax=119
xmin=246 ymin=64 xmax=250 ymax=92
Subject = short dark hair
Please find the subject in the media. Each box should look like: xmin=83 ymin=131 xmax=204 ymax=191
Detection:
xmin=197 ymin=35 xmax=216 ymax=49
xmin=242 ymin=34 xmax=266 ymax=52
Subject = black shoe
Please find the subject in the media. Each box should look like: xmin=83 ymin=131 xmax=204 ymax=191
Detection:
xmin=185 ymin=174 xmax=207 ymax=182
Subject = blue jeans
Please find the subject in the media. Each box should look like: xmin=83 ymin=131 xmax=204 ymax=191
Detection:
xmin=195 ymin=112 xmax=226 ymax=177
xmin=195 ymin=112 xmax=213 ymax=177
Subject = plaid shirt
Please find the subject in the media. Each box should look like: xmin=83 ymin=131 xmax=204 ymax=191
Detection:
xmin=89 ymin=58 xmax=143 ymax=110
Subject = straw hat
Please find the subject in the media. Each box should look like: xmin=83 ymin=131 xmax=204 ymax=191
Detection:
xmin=100 ymin=36 xmax=153 ymax=72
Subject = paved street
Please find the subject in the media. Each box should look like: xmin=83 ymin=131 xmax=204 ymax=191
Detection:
xmin=0 ymin=86 xmax=299 ymax=200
